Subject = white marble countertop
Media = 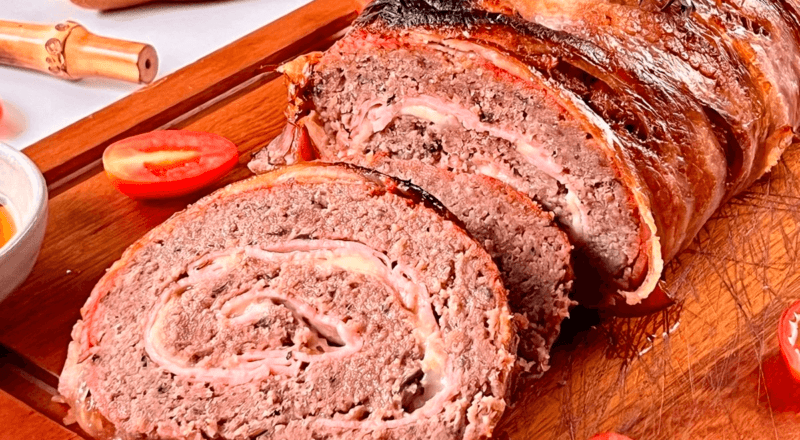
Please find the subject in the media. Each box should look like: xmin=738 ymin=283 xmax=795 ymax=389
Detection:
xmin=0 ymin=0 xmax=309 ymax=150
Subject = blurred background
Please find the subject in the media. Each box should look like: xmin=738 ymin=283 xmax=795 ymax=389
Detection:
xmin=0 ymin=0 xmax=310 ymax=149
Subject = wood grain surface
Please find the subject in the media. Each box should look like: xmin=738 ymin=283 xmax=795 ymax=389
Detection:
xmin=1 ymin=0 xmax=799 ymax=439
xmin=497 ymin=144 xmax=800 ymax=439
xmin=0 ymin=389 xmax=81 ymax=440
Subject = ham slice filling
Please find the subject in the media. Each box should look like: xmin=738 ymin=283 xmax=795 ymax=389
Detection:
xmin=301 ymin=34 xmax=663 ymax=304
xmin=143 ymin=239 xmax=456 ymax=424
xmin=334 ymin=95 xmax=588 ymax=237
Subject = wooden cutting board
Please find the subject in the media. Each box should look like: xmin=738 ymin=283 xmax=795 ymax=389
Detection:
xmin=1 ymin=0 xmax=799 ymax=438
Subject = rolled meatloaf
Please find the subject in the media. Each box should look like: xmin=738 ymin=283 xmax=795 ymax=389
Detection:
xmin=58 ymin=163 xmax=516 ymax=440
xmin=365 ymin=157 xmax=572 ymax=373
xmin=252 ymin=0 xmax=800 ymax=313
xmin=252 ymin=153 xmax=573 ymax=374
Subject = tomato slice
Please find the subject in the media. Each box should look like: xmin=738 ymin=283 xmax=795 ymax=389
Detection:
xmin=779 ymin=300 xmax=800 ymax=382
xmin=103 ymin=130 xmax=238 ymax=199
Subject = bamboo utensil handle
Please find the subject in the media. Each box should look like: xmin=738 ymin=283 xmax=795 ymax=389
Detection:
xmin=0 ymin=20 xmax=158 ymax=83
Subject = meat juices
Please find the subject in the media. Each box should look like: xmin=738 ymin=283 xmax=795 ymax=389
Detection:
xmin=58 ymin=163 xmax=515 ymax=440
xmin=253 ymin=0 xmax=800 ymax=312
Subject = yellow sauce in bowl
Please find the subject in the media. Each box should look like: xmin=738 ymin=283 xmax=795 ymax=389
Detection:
xmin=0 ymin=205 xmax=15 ymax=248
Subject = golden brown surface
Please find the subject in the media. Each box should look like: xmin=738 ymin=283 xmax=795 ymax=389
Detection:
xmin=0 ymin=0 xmax=799 ymax=438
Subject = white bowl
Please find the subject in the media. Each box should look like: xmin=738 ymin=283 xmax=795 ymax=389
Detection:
xmin=0 ymin=143 xmax=48 ymax=302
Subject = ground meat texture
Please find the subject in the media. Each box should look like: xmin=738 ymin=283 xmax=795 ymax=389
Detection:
xmin=366 ymin=157 xmax=572 ymax=374
xmin=252 ymin=138 xmax=574 ymax=375
xmin=58 ymin=163 xmax=516 ymax=440
xmin=298 ymin=37 xmax=649 ymax=292
xmin=252 ymin=145 xmax=574 ymax=375
xmin=253 ymin=36 xmax=655 ymax=316
xmin=255 ymin=0 xmax=800 ymax=315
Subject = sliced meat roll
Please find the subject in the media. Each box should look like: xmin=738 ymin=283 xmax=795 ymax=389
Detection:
xmin=252 ymin=153 xmax=573 ymax=375
xmin=255 ymin=30 xmax=661 ymax=310
xmin=364 ymin=157 xmax=572 ymax=373
xmin=366 ymin=157 xmax=573 ymax=375
xmin=253 ymin=0 xmax=800 ymax=313
xmin=58 ymin=163 xmax=516 ymax=440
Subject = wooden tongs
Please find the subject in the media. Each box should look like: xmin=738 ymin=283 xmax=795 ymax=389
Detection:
xmin=0 ymin=20 xmax=158 ymax=84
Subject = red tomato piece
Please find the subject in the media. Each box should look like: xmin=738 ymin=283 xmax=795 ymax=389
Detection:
xmin=779 ymin=300 xmax=800 ymax=382
xmin=589 ymin=433 xmax=634 ymax=440
xmin=102 ymin=130 xmax=238 ymax=199
xmin=295 ymin=125 xmax=318 ymax=162
xmin=605 ymin=282 xmax=675 ymax=318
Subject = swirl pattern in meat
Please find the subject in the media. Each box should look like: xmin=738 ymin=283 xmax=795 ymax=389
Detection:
xmin=252 ymin=0 xmax=800 ymax=315
xmin=58 ymin=163 xmax=515 ymax=440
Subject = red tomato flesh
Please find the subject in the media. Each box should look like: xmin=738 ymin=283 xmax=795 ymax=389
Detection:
xmin=779 ymin=300 xmax=800 ymax=382
xmin=605 ymin=282 xmax=675 ymax=318
xmin=103 ymin=130 xmax=238 ymax=199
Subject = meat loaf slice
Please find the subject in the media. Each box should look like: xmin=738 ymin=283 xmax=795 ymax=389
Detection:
xmin=58 ymin=163 xmax=516 ymax=440
xmin=251 ymin=153 xmax=572 ymax=374
xmin=369 ymin=158 xmax=572 ymax=373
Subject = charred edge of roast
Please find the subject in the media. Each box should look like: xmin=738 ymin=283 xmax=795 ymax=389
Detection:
xmin=358 ymin=0 xmax=761 ymax=192
xmin=774 ymin=0 xmax=800 ymax=43
xmin=638 ymin=0 xmax=695 ymax=13
xmin=330 ymin=162 xmax=472 ymax=236
xmin=358 ymin=0 xmax=590 ymax=51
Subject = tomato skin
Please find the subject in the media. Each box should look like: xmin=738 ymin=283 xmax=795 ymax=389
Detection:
xmin=779 ymin=300 xmax=800 ymax=382
xmin=103 ymin=131 xmax=238 ymax=199
xmin=589 ymin=433 xmax=634 ymax=440
xmin=295 ymin=125 xmax=317 ymax=162
xmin=604 ymin=282 xmax=675 ymax=318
